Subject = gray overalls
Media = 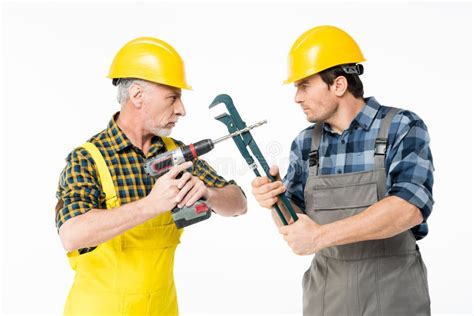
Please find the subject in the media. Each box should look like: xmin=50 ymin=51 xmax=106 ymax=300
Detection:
xmin=302 ymin=108 xmax=430 ymax=315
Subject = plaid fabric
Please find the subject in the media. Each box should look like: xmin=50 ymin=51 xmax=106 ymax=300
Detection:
xmin=56 ymin=113 xmax=233 ymax=253
xmin=283 ymin=97 xmax=434 ymax=239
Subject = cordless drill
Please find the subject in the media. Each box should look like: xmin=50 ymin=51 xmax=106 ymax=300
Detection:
xmin=144 ymin=120 xmax=266 ymax=228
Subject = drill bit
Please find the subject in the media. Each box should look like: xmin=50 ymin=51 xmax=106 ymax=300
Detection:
xmin=212 ymin=120 xmax=267 ymax=145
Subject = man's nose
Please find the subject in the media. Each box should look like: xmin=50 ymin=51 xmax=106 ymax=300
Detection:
xmin=294 ymin=88 xmax=304 ymax=104
xmin=175 ymin=99 xmax=186 ymax=116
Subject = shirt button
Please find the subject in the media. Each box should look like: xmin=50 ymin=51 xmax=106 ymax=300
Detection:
xmin=341 ymin=139 xmax=346 ymax=144
xmin=337 ymin=169 xmax=342 ymax=174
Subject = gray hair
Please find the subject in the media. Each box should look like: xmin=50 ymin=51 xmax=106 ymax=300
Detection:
xmin=116 ymin=78 xmax=152 ymax=105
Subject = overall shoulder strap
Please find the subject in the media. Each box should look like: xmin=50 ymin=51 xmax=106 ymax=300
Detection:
xmin=81 ymin=142 xmax=120 ymax=209
xmin=374 ymin=107 xmax=400 ymax=170
xmin=309 ymin=124 xmax=323 ymax=175
xmin=161 ymin=136 xmax=178 ymax=151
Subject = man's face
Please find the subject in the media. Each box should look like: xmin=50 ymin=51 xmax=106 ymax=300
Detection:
xmin=294 ymin=74 xmax=337 ymax=124
xmin=141 ymin=83 xmax=185 ymax=137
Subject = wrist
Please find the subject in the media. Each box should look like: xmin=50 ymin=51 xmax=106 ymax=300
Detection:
xmin=315 ymin=223 xmax=332 ymax=250
xmin=204 ymin=187 xmax=214 ymax=203
xmin=137 ymin=196 xmax=158 ymax=219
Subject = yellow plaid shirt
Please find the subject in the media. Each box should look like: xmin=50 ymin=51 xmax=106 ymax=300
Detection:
xmin=56 ymin=113 xmax=233 ymax=253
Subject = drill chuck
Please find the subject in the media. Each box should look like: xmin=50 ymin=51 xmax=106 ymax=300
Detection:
xmin=182 ymin=139 xmax=215 ymax=161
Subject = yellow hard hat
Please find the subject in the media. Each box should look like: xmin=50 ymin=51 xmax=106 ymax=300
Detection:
xmin=284 ymin=25 xmax=365 ymax=84
xmin=108 ymin=37 xmax=191 ymax=90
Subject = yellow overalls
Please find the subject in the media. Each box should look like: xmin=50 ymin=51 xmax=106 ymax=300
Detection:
xmin=64 ymin=138 xmax=183 ymax=316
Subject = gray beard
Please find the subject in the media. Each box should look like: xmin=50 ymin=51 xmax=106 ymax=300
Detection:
xmin=152 ymin=128 xmax=172 ymax=137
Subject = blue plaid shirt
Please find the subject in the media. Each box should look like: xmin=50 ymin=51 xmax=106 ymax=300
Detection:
xmin=283 ymin=97 xmax=434 ymax=239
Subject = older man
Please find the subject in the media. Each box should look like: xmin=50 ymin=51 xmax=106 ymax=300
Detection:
xmin=56 ymin=37 xmax=247 ymax=315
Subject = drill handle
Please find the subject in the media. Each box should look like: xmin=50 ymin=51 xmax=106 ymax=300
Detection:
xmin=144 ymin=147 xmax=187 ymax=178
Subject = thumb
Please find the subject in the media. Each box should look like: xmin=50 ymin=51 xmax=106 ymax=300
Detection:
xmin=278 ymin=225 xmax=289 ymax=235
xmin=269 ymin=165 xmax=281 ymax=181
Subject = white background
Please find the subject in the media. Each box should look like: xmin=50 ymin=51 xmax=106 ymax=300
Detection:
xmin=1 ymin=1 xmax=473 ymax=315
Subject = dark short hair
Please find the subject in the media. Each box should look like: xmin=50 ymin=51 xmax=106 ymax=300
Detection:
xmin=319 ymin=64 xmax=364 ymax=99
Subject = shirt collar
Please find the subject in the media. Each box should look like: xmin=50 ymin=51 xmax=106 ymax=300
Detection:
xmin=351 ymin=97 xmax=380 ymax=131
xmin=322 ymin=97 xmax=380 ymax=133
xmin=106 ymin=112 xmax=166 ymax=155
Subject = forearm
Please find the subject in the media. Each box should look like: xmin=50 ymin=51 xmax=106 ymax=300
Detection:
xmin=319 ymin=195 xmax=423 ymax=249
xmin=59 ymin=197 xmax=154 ymax=252
xmin=206 ymin=184 xmax=247 ymax=216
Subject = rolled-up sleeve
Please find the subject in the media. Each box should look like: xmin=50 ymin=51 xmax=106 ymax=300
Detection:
xmin=386 ymin=112 xmax=434 ymax=238
xmin=192 ymin=158 xmax=235 ymax=188
xmin=283 ymin=128 xmax=313 ymax=211
xmin=55 ymin=148 xmax=102 ymax=230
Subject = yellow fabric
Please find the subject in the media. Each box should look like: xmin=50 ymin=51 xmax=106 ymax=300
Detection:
xmin=108 ymin=37 xmax=192 ymax=90
xmin=284 ymin=25 xmax=366 ymax=84
xmin=81 ymin=142 xmax=120 ymax=209
xmin=65 ymin=137 xmax=182 ymax=316
xmin=161 ymin=136 xmax=177 ymax=152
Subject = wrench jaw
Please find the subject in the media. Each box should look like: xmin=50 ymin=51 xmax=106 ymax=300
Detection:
xmin=209 ymin=93 xmax=245 ymax=147
xmin=209 ymin=93 xmax=247 ymax=131
xmin=214 ymin=113 xmax=236 ymax=132
xmin=209 ymin=94 xmax=234 ymax=109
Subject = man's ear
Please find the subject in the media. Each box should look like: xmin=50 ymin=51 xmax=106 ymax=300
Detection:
xmin=129 ymin=84 xmax=144 ymax=108
xmin=333 ymin=76 xmax=348 ymax=97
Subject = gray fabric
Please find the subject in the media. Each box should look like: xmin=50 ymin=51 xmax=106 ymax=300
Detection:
xmin=302 ymin=108 xmax=430 ymax=315
xmin=374 ymin=107 xmax=399 ymax=170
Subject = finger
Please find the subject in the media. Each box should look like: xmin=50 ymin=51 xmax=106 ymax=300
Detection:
xmin=177 ymin=172 xmax=192 ymax=189
xmin=167 ymin=161 xmax=193 ymax=179
xmin=296 ymin=213 xmax=305 ymax=220
xmin=293 ymin=249 xmax=303 ymax=256
xmin=184 ymin=186 xmax=206 ymax=207
xmin=279 ymin=224 xmax=291 ymax=235
xmin=269 ymin=165 xmax=281 ymax=180
xmin=259 ymin=185 xmax=286 ymax=201
xmin=262 ymin=197 xmax=278 ymax=208
xmin=252 ymin=181 xmax=284 ymax=196
xmin=251 ymin=176 xmax=270 ymax=188
xmin=175 ymin=179 xmax=195 ymax=204
xmin=179 ymin=182 xmax=199 ymax=208
xmin=179 ymin=181 xmax=203 ymax=208
xmin=256 ymin=193 xmax=274 ymax=206
xmin=164 ymin=184 xmax=180 ymax=201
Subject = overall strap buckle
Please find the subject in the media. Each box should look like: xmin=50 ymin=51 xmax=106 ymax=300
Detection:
xmin=308 ymin=149 xmax=319 ymax=167
xmin=374 ymin=138 xmax=387 ymax=156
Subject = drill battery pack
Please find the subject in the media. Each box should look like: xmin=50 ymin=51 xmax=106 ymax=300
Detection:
xmin=171 ymin=200 xmax=212 ymax=229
